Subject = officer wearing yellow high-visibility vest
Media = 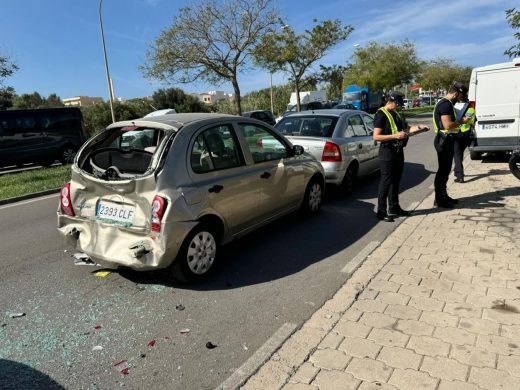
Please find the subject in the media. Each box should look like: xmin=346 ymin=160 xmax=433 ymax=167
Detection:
xmin=432 ymin=81 xmax=470 ymax=208
xmin=373 ymin=91 xmax=428 ymax=222
xmin=453 ymin=102 xmax=476 ymax=183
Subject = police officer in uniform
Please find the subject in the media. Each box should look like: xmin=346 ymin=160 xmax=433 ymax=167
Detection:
xmin=432 ymin=82 xmax=470 ymax=208
xmin=373 ymin=91 xmax=426 ymax=222
xmin=453 ymin=102 xmax=475 ymax=183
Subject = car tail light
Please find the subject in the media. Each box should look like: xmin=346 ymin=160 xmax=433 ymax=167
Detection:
xmin=60 ymin=183 xmax=75 ymax=216
xmin=469 ymin=100 xmax=475 ymax=108
xmin=321 ymin=141 xmax=342 ymax=162
xmin=256 ymin=138 xmax=263 ymax=148
xmin=151 ymin=196 xmax=167 ymax=233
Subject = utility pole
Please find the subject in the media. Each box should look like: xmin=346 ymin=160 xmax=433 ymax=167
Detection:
xmin=99 ymin=0 xmax=115 ymax=123
xmin=270 ymin=72 xmax=274 ymax=114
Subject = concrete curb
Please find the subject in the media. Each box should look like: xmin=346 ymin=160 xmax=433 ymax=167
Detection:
xmin=0 ymin=188 xmax=60 ymax=206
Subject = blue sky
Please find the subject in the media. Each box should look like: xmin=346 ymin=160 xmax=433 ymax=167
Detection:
xmin=1 ymin=0 xmax=517 ymax=100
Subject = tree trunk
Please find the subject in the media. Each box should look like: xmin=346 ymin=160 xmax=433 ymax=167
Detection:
xmin=295 ymin=80 xmax=301 ymax=112
xmin=231 ymin=78 xmax=242 ymax=115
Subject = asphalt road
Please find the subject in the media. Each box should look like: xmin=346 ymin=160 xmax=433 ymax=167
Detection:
xmin=0 ymin=127 xmax=442 ymax=390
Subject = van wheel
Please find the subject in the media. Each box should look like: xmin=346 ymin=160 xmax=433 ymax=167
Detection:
xmin=509 ymin=152 xmax=520 ymax=180
xmin=60 ymin=146 xmax=77 ymax=164
xmin=470 ymin=151 xmax=483 ymax=160
xmin=301 ymin=177 xmax=323 ymax=214
xmin=341 ymin=165 xmax=357 ymax=195
xmin=172 ymin=224 xmax=219 ymax=284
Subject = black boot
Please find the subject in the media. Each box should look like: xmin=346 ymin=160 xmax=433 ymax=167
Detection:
xmin=376 ymin=210 xmax=394 ymax=222
xmin=434 ymin=198 xmax=454 ymax=208
xmin=388 ymin=206 xmax=411 ymax=217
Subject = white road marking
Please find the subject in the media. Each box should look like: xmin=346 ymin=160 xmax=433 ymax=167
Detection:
xmin=341 ymin=241 xmax=380 ymax=274
xmin=0 ymin=193 xmax=59 ymax=210
xmin=218 ymin=322 xmax=298 ymax=390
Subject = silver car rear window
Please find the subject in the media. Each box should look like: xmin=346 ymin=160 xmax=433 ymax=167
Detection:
xmin=275 ymin=116 xmax=338 ymax=137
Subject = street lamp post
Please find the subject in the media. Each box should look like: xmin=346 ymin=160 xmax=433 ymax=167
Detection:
xmin=270 ymin=72 xmax=274 ymax=114
xmin=99 ymin=0 xmax=115 ymax=123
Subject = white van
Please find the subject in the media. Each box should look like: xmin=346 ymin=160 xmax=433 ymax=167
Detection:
xmin=468 ymin=58 xmax=520 ymax=160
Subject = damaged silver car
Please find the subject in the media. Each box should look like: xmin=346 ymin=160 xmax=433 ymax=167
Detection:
xmin=57 ymin=113 xmax=325 ymax=283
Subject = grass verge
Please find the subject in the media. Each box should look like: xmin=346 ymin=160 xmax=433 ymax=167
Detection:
xmin=403 ymin=107 xmax=434 ymax=115
xmin=0 ymin=165 xmax=71 ymax=201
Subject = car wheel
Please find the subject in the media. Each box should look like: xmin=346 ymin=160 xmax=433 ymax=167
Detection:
xmin=173 ymin=224 xmax=219 ymax=283
xmin=341 ymin=164 xmax=357 ymax=195
xmin=60 ymin=145 xmax=77 ymax=164
xmin=470 ymin=151 xmax=483 ymax=160
xmin=509 ymin=152 xmax=520 ymax=180
xmin=301 ymin=177 xmax=323 ymax=214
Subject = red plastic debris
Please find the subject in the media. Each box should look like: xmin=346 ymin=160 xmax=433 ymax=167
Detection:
xmin=94 ymin=325 xmax=102 ymax=330
xmin=114 ymin=360 xmax=129 ymax=375
xmin=147 ymin=339 xmax=156 ymax=347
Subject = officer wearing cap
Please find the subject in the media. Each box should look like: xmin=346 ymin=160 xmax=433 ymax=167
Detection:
xmin=373 ymin=91 xmax=427 ymax=222
xmin=432 ymin=81 xmax=470 ymax=208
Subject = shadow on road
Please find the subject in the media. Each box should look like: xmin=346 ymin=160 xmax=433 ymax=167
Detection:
xmin=0 ymin=359 xmax=65 ymax=390
xmin=119 ymin=162 xmax=432 ymax=291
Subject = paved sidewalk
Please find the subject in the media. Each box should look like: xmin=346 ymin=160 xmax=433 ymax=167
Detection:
xmin=240 ymin=158 xmax=520 ymax=390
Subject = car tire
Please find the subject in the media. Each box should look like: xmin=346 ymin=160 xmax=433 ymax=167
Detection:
xmin=60 ymin=145 xmax=77 ymax=164
xmin=172 ymin=224 xmax=219 ymax=284
xmin=509 ymin=152 xmax=520 ymax=180
xmin=341 ymin=164 xmax=357 ymax=195
xmin=470 ymin=151 xmax=483 ymax=160
xmin=301 ymin=176 xmax=323 ymax=214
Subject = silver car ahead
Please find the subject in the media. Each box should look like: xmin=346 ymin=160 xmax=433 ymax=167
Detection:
xmin=274 ymin=109 xmax=379 ymax=193
xmin=57 ymin=113 xmax=325 ymax=283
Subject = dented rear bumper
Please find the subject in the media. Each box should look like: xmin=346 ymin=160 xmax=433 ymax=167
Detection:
xmin=57 ymin=213 xmax=196 ymax=271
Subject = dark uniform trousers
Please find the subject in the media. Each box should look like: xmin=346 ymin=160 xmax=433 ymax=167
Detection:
xmin=377 ymin=143 xmax=404 ymax=213
xmin=434 ymin=134 xmax=455 ymax=199
xmin=453 ymin=132 xmax=471 ymax=180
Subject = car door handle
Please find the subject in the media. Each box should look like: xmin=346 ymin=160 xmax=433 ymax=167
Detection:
xmin=260 ymin=171 xmax=271 ymax=179
xmin=208 ymin=185 xmax=224 ymax=193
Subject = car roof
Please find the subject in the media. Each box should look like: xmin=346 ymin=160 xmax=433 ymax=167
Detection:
xmin=283 ymin=109 xmax=362 ymax=118
xmin=107 ymin=113 xmax=238 ymax=131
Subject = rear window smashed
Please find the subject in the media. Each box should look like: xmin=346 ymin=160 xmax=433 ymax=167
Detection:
xmin=78 ymin=126 xmax=166 ymax=180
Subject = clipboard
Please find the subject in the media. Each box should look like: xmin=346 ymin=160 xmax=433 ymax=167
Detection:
xmin=454 ymin=102 xmax=470 ymax=120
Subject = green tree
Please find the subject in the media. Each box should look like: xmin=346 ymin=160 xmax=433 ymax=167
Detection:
xmin=141 ymin=0 xmax=278 ymax=115
xmin=254 ymin=19 xmax=353 ymax=111
xmin=343 ymin=40 xmax=421 ymax=92
xmin=315 ymin=64 xmax=347 ymax=101
xmin=46 ymin=93 xmax=64 ymax=108
xmin=152 ymin=88 xmax=210 ymax=113
xmin=0 ymin=54 xmax=18 ymax=110
xmin=81 ymin=102 xmax=149 ymax=135
xmin=417 ymin=58 xmax=472 ymax=92
xmin=505 ymin=8 xmax=520 ymax=58
xmin=12 ymin=92 xmax=45 ymax=108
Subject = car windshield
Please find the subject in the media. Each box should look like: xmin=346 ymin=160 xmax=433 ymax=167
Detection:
xmin=343 ymin=92 xmax=361 ymax=103
xmin=275 ymin=116 xmax=338 ymax=137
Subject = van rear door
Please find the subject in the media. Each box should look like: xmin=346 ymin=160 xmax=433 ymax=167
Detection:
xmin=474 ymin=65 xmax=520 ymax=149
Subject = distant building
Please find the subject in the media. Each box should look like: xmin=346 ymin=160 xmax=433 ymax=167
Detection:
xmin=63 ymin=96 xmax=104 ymax=107
xmin=197 ymin=90 xmax=233 ymax=105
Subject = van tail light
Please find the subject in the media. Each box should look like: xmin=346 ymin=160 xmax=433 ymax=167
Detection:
xmin=321 ymin=141 xmax=342 ymax=162
xmin=151 ymin=196 xmax=167 ymax=233
xmin=469 ymin=100 xmax=475 ymax=108
xmin=60 ymin=183 xmax=75 ymax=216
xmin=256 ymin=138 xmax=263 ymax=148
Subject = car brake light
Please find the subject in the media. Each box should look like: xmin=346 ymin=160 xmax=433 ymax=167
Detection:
xmin=321 ymin=141 xmax=342 ymax=162
xmin=60 ymin=183 xmax=75 ymax=216
xmin=256 ymin=138 xmax=263 ymax=148
xmin=151 ymin=195 xmax=167 ymax=233
xmin=469 ymin=100 xmax=475 ymax=108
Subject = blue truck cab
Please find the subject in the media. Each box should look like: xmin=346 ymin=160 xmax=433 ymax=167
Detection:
xmin=343 ymin=85 xmax=383 ymax=113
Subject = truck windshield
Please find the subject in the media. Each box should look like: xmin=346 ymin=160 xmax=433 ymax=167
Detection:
xmin=344 ymin=92 xmax=361 ymax=102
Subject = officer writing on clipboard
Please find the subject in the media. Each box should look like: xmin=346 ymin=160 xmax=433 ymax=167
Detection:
xmin=373 ymin=91 xmax=428 ymax=222
xmin=432 ymin=82 xmax=470 ymax=208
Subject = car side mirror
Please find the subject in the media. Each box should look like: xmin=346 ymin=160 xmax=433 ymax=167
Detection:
xmin=292 ymin=145 xmax=304 ymax=156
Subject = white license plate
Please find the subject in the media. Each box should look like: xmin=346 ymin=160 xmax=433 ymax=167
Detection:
xmin=96 ymin=201 xmax=135 ymax=226
xmin=480 ymin=123 xmax=510 ymax=130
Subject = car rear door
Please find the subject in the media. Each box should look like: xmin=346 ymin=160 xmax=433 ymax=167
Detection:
xmin=345 ymin=113 xmax=373 ymax=175
xmin=236 ymin=122 xmax=305 ymax=220
xmin=188 ymin=123 xmax=265 ymax=236
xmin=361 ymin=113 xmax=380 ymax=172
